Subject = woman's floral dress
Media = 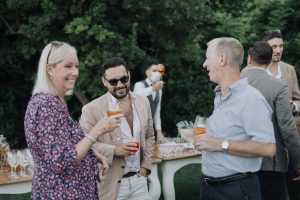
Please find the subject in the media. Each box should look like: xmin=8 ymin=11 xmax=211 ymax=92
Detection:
xmin=24 ymin=93 xmax=99 ymax=199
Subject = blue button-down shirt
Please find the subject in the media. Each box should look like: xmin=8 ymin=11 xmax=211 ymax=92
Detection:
xmin=202 ymin=78 xmax=275 ymax=177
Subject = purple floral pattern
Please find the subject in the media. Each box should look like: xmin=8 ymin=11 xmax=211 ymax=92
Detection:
xmin=24 ymin=93 xmax=99 ymax=199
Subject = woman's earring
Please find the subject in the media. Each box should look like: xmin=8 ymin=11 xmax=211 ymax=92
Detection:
xmin=49 ymin=75 xmax=53 ymax=79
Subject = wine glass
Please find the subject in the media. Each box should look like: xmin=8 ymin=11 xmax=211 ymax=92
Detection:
xmin=130 ymin=138 xmax=140 ymax=170
xmin=123 ymin=138 xmax=140 ymax=170
xmin=6 ymin=150 xmax=19 ymax=179
xmin=157 ymin=64 xmax=165 ymax=75
xmin=25 ymin=149 xmax=34 ymax=175
xmin=17 ymin=149 xmax=29 ymax=177
xmin=107 ymin=101 xmax=122 ymax=117
xmin=193 ymin=116 xmax=207 ymax=136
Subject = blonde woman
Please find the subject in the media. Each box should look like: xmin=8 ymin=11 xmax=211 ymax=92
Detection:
xmin=24 ymin=41 xmax=122 ymax=199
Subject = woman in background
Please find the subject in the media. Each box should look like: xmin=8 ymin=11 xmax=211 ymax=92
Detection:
xmin=24 ymin=41 xmax=122 ymax=199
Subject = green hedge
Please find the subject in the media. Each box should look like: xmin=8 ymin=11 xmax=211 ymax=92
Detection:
xmin=1 ymin=0 xmax=299 ymax=148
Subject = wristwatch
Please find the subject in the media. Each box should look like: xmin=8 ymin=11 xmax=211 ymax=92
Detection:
xmin=221 ymin=140 xmax=229 ymax=152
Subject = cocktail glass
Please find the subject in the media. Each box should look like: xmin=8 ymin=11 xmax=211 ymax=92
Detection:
xmin=107 ymin=101 xmax=122 ymax=117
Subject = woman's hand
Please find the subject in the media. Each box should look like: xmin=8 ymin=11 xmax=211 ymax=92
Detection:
xmin=90 ymin=114 xmax=123 ymax=138
xmin=93 ymin=150 xmax=109 ymax=175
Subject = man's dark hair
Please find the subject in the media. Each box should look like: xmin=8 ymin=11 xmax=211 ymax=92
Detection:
xmin=262 ymin=29 xmax=283 ymax=41
xmin=100 ymin=57 xmax=128 ymax=76
xmin=143 ymin=59 xmax=159 ymax=71
xmin=248 ymin=41 xmax=273 ymax=65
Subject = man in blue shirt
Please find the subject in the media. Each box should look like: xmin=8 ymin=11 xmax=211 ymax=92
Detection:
xmin=194 ymin=37 xmax=276 ymax=200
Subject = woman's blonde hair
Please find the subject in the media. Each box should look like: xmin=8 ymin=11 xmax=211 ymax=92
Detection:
xmin=32 ymin=41 xmax=77 ymax=95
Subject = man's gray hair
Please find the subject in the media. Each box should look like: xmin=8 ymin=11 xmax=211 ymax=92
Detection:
xmin=208 ymin=37 xmax=244 ymax=68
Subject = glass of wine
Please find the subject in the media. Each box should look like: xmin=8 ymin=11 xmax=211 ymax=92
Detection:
xmin=6 ymin=150 xmax=19 ymax=179
xmin=193 ymin=116 xmax=207 ymax=136
xmin=130 ymin=138 xmax=140 ymax=170
xmin=123 ymin=138 xmax=140 ymax=170
xmin=25 ymin=149 xmax=34 ymax=175
xmin=17 ymin=149 xmax=29 ymax=177
xmin=157 ymin=64 xmax=165 ymax=75
xmin=107 ymin=101 xmax=122 ymax=117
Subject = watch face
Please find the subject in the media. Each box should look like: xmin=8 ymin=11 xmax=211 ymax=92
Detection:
xmin=222 ymin=140 xmax=229 ymax=150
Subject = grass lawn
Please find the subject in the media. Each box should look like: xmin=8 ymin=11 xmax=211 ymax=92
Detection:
xmin=0 ymin=164 xmax=202 ymax=200
xmin=159 ymin=164 xmax=201 ymax=200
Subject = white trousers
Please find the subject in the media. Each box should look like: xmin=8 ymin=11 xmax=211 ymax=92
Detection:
xmin=116 ymin=174 xmax=150 ymax=200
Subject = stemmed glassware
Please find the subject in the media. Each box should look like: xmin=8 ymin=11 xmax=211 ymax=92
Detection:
xmin=122 ymin=138 xmax=140 ymax=170
xmin=157 ymin=64 xmax=165 ymax=75
xmin=193 ymin=116 xmax=207 ymax=136
xmin=25 ymin=149 xmax=34 ymax=175
xmin=6 ymin=150 xmax=19 ymax=179
xmin=107 ymin=101 xmax=123 ymax=141
xmin=17 ymin=149 xmax=29 ymax=177
xmin=107 ymin=101 xmax=122 ymax=117
xmin=129 ymin=138 xmax=139 ymax=170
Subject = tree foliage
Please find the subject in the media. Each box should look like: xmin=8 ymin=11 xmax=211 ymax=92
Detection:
xmin=0 ymin=0 xmax=299 ymax=148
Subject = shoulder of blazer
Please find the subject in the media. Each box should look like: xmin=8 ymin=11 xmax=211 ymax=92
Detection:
xmin=82 ymin=93 xmax=110 ymax=110
xmin=134 ymin=92 xmax=149 ymax=104
xmin=280 ymin=61 xmax=296 ymax=73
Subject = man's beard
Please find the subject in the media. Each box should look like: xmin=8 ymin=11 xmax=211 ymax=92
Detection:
xmin=111 ymin=86 xmax=129 ymax=99
xmin=272 ymin=54 xmax=282 ymax=63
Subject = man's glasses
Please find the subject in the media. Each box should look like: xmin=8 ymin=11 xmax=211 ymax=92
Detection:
xmin=46 ymin=41 xmax=64 ymax=64
xmin=104 ymin=76 xmax=129 ymax=86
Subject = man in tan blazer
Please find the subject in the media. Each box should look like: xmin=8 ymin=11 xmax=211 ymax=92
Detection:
xmin=241 ymin=30 xmax=300 ymax=200
xmin=80 ymin=57 xmax=155 ymax=200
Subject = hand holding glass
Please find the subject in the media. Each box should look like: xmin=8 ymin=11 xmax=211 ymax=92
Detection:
xmin=123 ymin=138 xmax=140 ymax=170
xmin=128 ymin=139 xmax=140 ymax=154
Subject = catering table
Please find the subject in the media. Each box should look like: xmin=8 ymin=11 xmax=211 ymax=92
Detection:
xmin=148 ymin=157 xmax=162 ymax=200
xmin=0 ymin=144 xmax=201 ymax=200
xmin=148 ymin=144 xmax=202 ymax=200
xmin=0 ymin=171 xmax=32 ymax=194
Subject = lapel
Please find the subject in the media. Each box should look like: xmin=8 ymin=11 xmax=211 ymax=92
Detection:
xmin=279 ymin=62 xmax=288 ymax=81
xmin=132 ymin=94 xmax=145 ymax=133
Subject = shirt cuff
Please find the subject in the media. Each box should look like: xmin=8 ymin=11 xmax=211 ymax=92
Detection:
xmin=293 ymin=102 xmax=299 ymax=112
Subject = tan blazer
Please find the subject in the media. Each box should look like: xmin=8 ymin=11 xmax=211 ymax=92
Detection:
xmin=79 ymin=92 xmax=155 ymax=200
xmin=280 ymin=62 xmax=300 ymax=136
xmin=241 ymin=61 xmax=300 ymax=136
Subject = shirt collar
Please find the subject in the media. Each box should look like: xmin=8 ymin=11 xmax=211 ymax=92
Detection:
xmin=248 ymin=66 xmax=267 ymax=71
xmin=145 ymin=78 xmax=153 ymax=85
xmin=214 ymin=78 xmax=248 ymax=99
xmin=266 ymin=62 xmax=282 ymax=79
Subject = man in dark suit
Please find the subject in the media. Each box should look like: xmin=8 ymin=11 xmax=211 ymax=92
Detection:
xmin=241 ymin=41 xmax=300 ymax=200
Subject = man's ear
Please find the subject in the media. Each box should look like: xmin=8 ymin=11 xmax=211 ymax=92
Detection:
xmin=101 ymin=77 xmax=107 ymax=87
xmin=128 ymin=71 xmax=131 ymax=81
xmin=145 ymin=69 xmax=150 ymax=77
xmin=247 ymin=55 xmax=252 ymax=65
xmin=220 ymin=54 xmax=227 ymax=66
